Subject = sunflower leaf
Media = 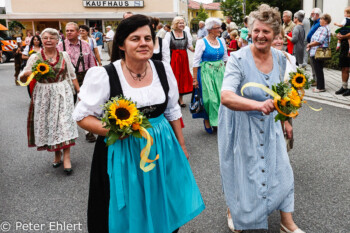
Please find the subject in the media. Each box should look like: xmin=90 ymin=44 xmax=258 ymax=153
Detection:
xmin=106 ymin=132 xmax=119 ymax=146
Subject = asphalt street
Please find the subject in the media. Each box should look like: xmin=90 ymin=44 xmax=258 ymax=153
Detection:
xmin=0 ymin=61 xmax=350 ymax=233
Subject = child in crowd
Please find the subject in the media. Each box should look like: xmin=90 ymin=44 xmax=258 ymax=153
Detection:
xmin=334 ymin=6 xmax=350 ymax=54
xmin=227 ymin=31 xmax=239 ymax=56
xmin=238 ymin=16 xmax=249 ymax=48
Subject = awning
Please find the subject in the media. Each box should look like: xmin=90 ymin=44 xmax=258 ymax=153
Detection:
xmin=0 ymin=23 xmax=8 ymax=30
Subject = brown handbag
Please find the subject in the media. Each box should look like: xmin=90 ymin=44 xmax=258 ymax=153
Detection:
xmin=315 ymin=47 xmax=332 ymax=60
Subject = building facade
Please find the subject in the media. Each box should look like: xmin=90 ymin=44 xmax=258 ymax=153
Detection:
xmin=0 ymin=0 xmax=188 ymax=35
xmin=188 ymin=0 xmax=223 ymax=32
xmin=303 ymin=0 xmax=350 ymax=32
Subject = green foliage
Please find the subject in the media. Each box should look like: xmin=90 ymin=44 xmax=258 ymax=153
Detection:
xmin=245 ymin=0 xmax=302 ymax=16
xmin=196 ymin=4 xmax=209 ymax=22
xmin=8 ymin=21 xmax=25 ymax=30
xmin=323 ymin=35 xmax=341 ymax=71
xmin=213 ymin=0 xmax=221 ymax=2
xmin=220 ymin=0 xmax=244 ymax=25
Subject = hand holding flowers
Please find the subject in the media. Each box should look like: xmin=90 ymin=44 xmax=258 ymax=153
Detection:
xmin=17 ymin=59 xmax=55 ymax=86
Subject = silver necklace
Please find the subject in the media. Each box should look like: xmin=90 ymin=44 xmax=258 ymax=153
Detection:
xmin=125 ymin=62 xmax=147 ymax=81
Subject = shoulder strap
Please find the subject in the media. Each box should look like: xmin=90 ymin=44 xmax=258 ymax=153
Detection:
xmin=62 ymin=40 xmax=66 ymax=51
xmin=104 ymin=63 xmax=124 ymax=99
xmin=152 ymin=60 xmax=169 ymax=96
xmin=75 ymin=40 xmax=85 ymax=73
xmin=158 ymin=37 xmax=163 ymax=60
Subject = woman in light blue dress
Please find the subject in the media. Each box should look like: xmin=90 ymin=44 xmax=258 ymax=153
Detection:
xmin=192 ymin=17 xmax=228 ymax=134
xmin=218 ymin=5 xmax=304 ymax=233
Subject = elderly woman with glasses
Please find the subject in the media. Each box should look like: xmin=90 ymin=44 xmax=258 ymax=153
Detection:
xmin=219 ymin=4 xmax=304 ymax=233
xmin=19 ymin=28 xmax=79 ymax=175
xmin=192 ymin=17 xmax=228 ymax=134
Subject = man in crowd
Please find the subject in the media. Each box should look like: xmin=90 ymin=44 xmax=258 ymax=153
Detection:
xmin=225 ymin=16 xmax=238 ymax=32
xmin=94 ymin=27 xmax=103 ymax=59
xmin=104 ymin=25 xmax=114 ymax=59
xmin=156 ymin=23 xmax=167 ymax=39
xmin=197 ymin=21 xmax=208 ymax=39
xmin=164 ymin=24 xmax=171 ymax=33
xmin=307 ymin=8 xmax=322 ymax=86
xmin=282 ymin=10 xmax=295 ymax=52
xmin=123 ymin=11 xmax=133 ymax=19
xmin=57 ymin=22 xmax=97 ymax=143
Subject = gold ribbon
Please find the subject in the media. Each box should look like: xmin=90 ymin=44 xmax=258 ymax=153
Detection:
xmin=139 ymin=127 xmax=159 ymax=172
xmin=17 ymin=71 xmax=38 ymax=86
xmin=241 ymin=82 xmax=300 ymax=118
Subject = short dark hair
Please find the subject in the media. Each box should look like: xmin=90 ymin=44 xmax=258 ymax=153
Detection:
xmin=221 ymin=22 xmax=227 ymax=31
xmin=111 ymin=14 xmax=155 ymax=62
xmin=79 ymin=25 xmax=90 ymax=35
xmin=29 ymin=35 xmax=42 ymax=48
xmin=149 ymin=17 xmax=160 ymax=31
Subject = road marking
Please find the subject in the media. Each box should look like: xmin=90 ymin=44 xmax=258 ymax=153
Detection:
xmin=304 ymin=96 xmax=350 ymax=110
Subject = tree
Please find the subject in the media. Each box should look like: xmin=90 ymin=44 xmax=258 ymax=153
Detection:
xmin=220 ymin=0 xmax=244 ymax=25
xmin=213 ymin=0 xmax=221 ymax=2
xmin=245 ymin=0 xmax=302 ymax=16
xmin=196 ymin=4 xmax=209 ymax=22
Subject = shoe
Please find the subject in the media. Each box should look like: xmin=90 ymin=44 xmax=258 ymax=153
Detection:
xmin=86 ymin=132 xmax=97 ymax=143
xmin=312 ymin=88 xmax=326 ymax=93
xmin=178 ymin=100 xmax=186 ymax=108
xmin=311 ymin=80 xmax=317 ymax=87
xmin=343 ymin=89 xmax=350 ymax=96
xmin=280 ymin=223 xmax=305 ymax=233
xmin=52 ymin=151 xmax=63 ymax=168
xmin=203 ymin=120 xmax=213 ymax=134
xmin=64 ymin=168 xmax=73 ymax=176
xmin=335 ymin=87 xmax=347 ymax=95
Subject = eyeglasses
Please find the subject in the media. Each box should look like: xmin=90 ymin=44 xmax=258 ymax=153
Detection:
xmin=42 ymin=37 xmax=58 ymax=41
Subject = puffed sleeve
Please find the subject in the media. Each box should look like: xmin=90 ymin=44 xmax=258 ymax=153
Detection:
xmin=22 ymin=45 xmax=29 ymax=56
xmin=162 ymin=62 xmax=182 ymax=121
xmin=164 ymin=32 xmax=171 ymax=46
xmin=185 ymin=29 xmax=193 ymax=48
xmin=72 ymin=66 xmax=110 ymax=121
xmin=221 ymin=54 xmax=244 ymax=93
xmin=220 ymin=37 xmax=228 ymax=62
xmin=19 ymin=53 xmax=40 ymax=78
xmin=161 ymin=38 xmax=170 ymax=64
xmin=62 ymin=52 xmax=76 ymax=80
xmin=193 ymin=39 xmax=205 ymax=67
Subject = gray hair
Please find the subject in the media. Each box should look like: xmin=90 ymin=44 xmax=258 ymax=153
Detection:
xmin=40 ymin=28 xmax=60 ymax=39
xmin=205 ymin=17 xmax=222 ymax=30
xmin=313 ymin=8 xmax=322 ymax=15
xmin=248 ymin=4 xmax=281 ymax=36
xmin=294 ymin=11 xmax=304 ymax=22
xmin=199 ymin=21 xmax=205 ymax=25
xmin=283 ymin=10 xmax=293 ymax=18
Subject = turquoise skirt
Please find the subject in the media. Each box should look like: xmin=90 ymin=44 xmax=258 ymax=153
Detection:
xmin=107 ymin=114 xmax=205 ymax=233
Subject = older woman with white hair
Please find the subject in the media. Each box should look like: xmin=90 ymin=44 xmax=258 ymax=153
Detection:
xmin=164 ymin=16 xmax=194 ymax=107
xmin=192 ymin=17 xmax=228 ymax=134
xmin=19 ymin=28 xmax=79 ymax=175
xmin=219 ymin=4 xmax=304 ymax=233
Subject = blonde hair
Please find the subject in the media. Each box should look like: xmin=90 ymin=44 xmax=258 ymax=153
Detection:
xmin=230 ymin=30 xmax=238 ymax=38
xmin=248 ymin=4 xmax=281 ymax=36
xmin=171 ymin=16 xmax=184 ymax=30
xmin=66 ymin=22 xmax=79 ymax=31
xmin=345 ymin=6 xmax=350 ymax=15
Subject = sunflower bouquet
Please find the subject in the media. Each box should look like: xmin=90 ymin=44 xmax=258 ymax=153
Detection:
xmin=17 ymin=59 xmax=55 ymax=86
xmin=101 ymin=96 xmax=158 ymax=172
xmin=241 ymin=67 xmax=321 ymax=122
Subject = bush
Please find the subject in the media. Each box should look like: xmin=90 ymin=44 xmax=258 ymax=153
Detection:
xmin=323 ymin=35 xmax=341 ymax=70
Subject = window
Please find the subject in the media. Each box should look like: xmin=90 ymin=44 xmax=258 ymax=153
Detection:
xmin=314 ymin=0 xmax=323 ymax=11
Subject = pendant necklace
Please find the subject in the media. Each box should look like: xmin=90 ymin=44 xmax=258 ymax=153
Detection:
xmin=125 ymin=62 xmax=147 ymax=81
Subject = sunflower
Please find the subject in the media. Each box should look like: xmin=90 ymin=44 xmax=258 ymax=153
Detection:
xmin=36 ymin=63 xmax=50 ymax=75
xmin=290 ymin=95 xmax=301 ymax=107
xmin=280 ymin=97 xmax=290 ymax=107
xmin=291 ymin=73 xmax=306 ymax=88
xmin=109 ymin=99 xmax=138 ymax=128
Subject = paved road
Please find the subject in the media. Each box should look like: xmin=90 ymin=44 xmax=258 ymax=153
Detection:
xmin=1 ymin=61 xmax=350 ymax=233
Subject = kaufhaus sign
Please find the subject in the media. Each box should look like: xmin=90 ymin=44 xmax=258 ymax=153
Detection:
xmin=83 ymin=0 xmax=144 ymax=7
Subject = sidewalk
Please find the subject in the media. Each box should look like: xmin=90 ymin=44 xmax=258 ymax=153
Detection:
xmin=304 ymin=65 xmax=350 ymax=106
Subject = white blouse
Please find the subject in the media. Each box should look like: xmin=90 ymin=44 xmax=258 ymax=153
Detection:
xmin=193 ymin=37 xmax=228 ymax=68
xmin=153 ymin=38 xmax=170 ymax=64
xmin=73 ymin=59 xmax=182 ymax=122
xmin=164 ymin=30 xmax=192 ymax=49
